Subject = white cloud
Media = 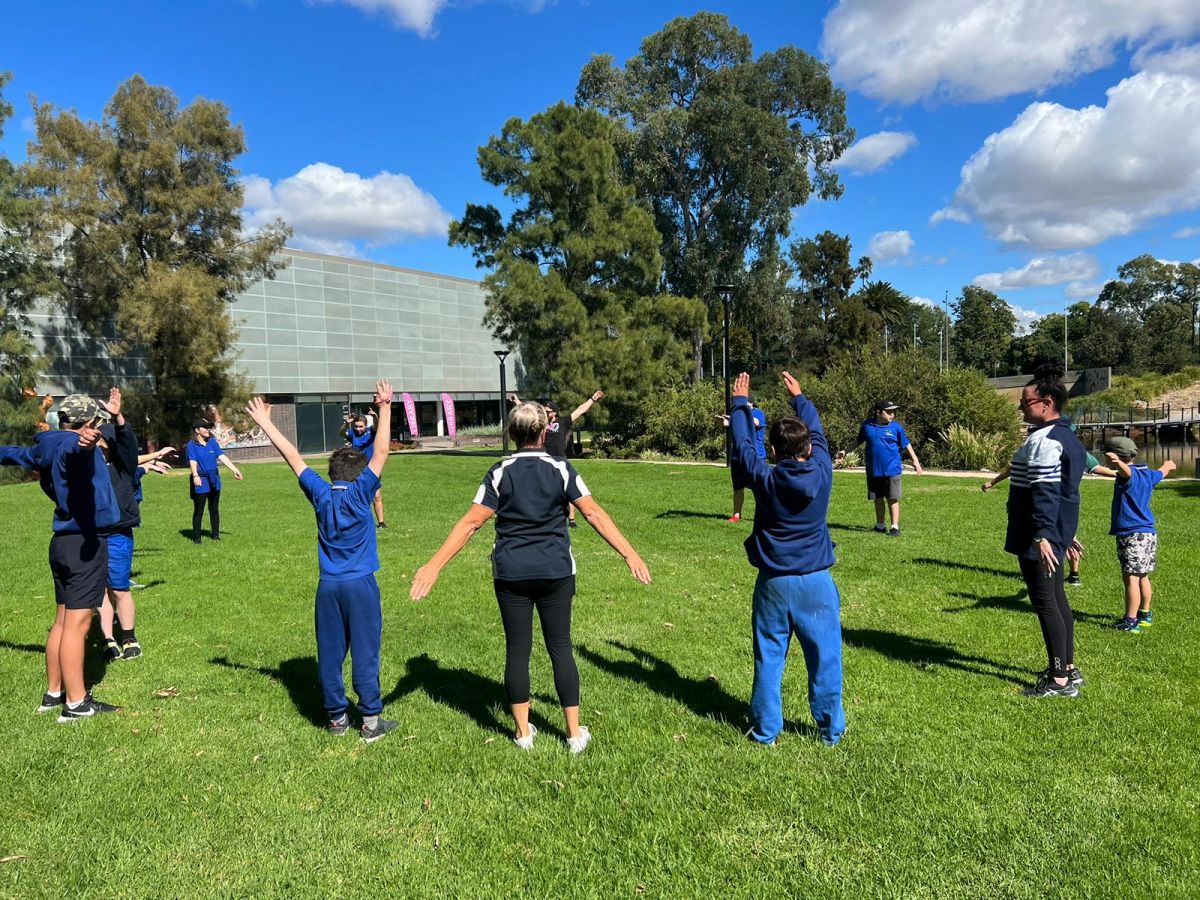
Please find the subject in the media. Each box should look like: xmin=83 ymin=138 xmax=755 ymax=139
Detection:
xmin=867 ymin=229 xmax=913 ymax=264
xmin=940 ymin=65 xmax=1200 ymax=249
xmin=319 ymin=0 xmax=446 ymax=38
xmin=1011 ymin=305 xmax=1041 ymax=336
xmin=929 ymin=206 xmax=969 ymax=226
xmin=1066 ymin=281 xmax=1104 ymax=300
xmin=910 ymin=295 xmax=938 ymax=308
xmin=835 ymin=131 xmax=918 ymax=174
xmin=1134 ymin=41 xmax=1200 ymax=76
xmin=821 ymin=0 xmax=1200 ymax=104
xmin=1174 ymin=225 xmax=1200 ymax=238
xmin=973 ymin=253 xmax=1100 ymax=291
xmin=242 ymin=163 xmax=452 ymax=253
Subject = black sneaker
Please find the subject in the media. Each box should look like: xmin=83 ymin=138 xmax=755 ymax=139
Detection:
xmin=1043 ymin=667 xmax=1085 ymax=688
xmin=889 ymin=527 xmax=901 ymax=538
xmin=327 ymin=713 xmax=351 ymax=737
xmin=57 ymin=694 xmax=122 ymax=723
xmin=1021 ymin=675 xmax=1079 ymax=698
xmin=192 ymin=538 xmax=202 ymax=546
xmin=872 ymin=524 xmax=887 ymax=534
xmin=121 ymin=640 xmax=143 ymax=660
xmin=360 ymin=718 xmax=399 ymax=743
xmin=1066 ymin=573 xmax=1082 ymax=586
xmin=36 ymin=692 xmax=65 ymax=714
xmin=569 ymin=520 xmax=578 ymax=528
xmin=102 ymin=639 xmax=123 ymax=662
xmin=377 ymin=521 xmax=387 ymax=529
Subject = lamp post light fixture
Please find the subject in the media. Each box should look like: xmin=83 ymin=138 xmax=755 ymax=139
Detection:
xmin=716 ymin=283 xmax=736 ymax=468
xmin=493 ymin=349 xmax=511 ymax=453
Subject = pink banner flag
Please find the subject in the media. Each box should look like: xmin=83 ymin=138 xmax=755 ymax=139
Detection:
xmin=440 ymin=392 xmax=457 ymax=437
xmin=401 ymin=392 xmax=419 ymax=438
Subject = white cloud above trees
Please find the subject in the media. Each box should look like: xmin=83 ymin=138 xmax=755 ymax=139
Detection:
xmin=867 ymin=229 xmax=913 ymax=264
xmin=318 ymin=0 xmax=446 ymax=37
xmin=973 ymin=253 xmax=1100 ymax=291
xmin=835 ymin=131 xmax=918 ymax=174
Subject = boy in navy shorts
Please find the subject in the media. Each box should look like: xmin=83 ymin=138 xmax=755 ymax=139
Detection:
xmin=1103 ymin=436 xmax=1175 ymax=633
xmin=246 ymin=380 xmax=397 ymax=742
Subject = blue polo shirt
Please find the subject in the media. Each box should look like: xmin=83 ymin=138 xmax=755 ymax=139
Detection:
xmin=749 ymin=408 xmax=767 ymax=460
xmin=857 ymin=418 xmax=910 ymax=477
xmin=186 ymin=436 xmax=224 ymax=493
xmin=1110 ymin=465 xmax=1164 ymax=536
xmin=299 ymin=466 xmax=381 ymax=581
xmin=347 ymin=427 xmax=375 ymax=461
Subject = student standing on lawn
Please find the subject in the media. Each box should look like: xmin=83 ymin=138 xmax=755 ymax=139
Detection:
xmin=1 ymin=394 xmax=123 ymax=722
xmin=245 ymin=381 xmax=398 ymax=743
xmin=186 ymin=418 xmax=242 ymax=544
xmin=730 ymin=371 xmax=845 ymax=747
xmin=1103 ymin=437 xmax=1175 ymax=633
xmin=510 ymin=389 xmax=603 ymax=527
xmin=717 ymin=400 xmax=767 ymax=523
xmin=341 ymin=413 xmax=386 ymax=529
xmin=410 ymin=400 xmax=650 ymax=754
xmin=1005 ymin=364 xmax=1087 ymax=698
xmin=836 ymin=400 xmax=923 ymax=536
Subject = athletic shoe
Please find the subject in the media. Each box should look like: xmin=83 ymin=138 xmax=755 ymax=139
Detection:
xmin=102 ymin=639 xmax=123 ymax=662
xmin=360 ymin=718 xmax=398 ymax=744
xmin=192 ymin=538 xmax=202 ymax=546
xmin=1021 ymin=675 xmax=1079 ymax=698
xmin=1137 ymin=610 xmax=1154 ymax=628
xmin=1043 ymin=667 xmax=1085 ymax=688
xmin=377 ymin=522 xmax=387 ymax=529
xmin=569 ymin=520 xmax=578 ymax=528
xmin=121 ymin=640 xmax=142 ymax=660
xmin=872 ymin=524 xmax=887 ymax=534
xmin=727 ymin=514 xmax=741 ymax=523
xmin=36 ymin=692 xmax=65 ymax=714
xmin=514 ymin=723 xmax=538 ymax=751
xmin=327 ymin=713 xmax=351 ymax=737
xmin=820 ymin=734 xmax=842 ymax=748
xmin=1066 ymin=573 xmax=1082 ymax=586
xmin=128 ymin=579 xmax=146 ymax=590
xmin=567 ymin=725 xmax=592 ymax=755
xmin=1113 ymin=617 xmax=1143 ymax=633
xmin=57 ymin=694 xmax=121 ymax=723
xmin=888 ymin=527 xmax=901 ymax=538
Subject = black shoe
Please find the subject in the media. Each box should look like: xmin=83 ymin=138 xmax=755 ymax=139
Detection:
xmin=360 ymin=718 xmax=399 ymax=743
xmin=193 ymin=538 xmax=202 ymax=545
xmin=327 ymin=713 xmax=351 ymax=737
xmin=569 ymin=520 xmax=578 ymax=528
xmin=1042 ymin=666 xmax=1085 ymax=687
xmin=36 ymin=692 xmax=65 ymax=714
xmin=57 ymin=694 xmax=122 ymax=723
xmin=872 ymin=524 xmax=887 ymax=534
xmin=1066 ymin=573 xmax=1082 ymax=586
xmin=1021 ymin=675 xmax=1079 ymax=698
xmin=211 ymin=535 xmax=220 ymax=542
xmin=889 ymin=527 xmax=901 ymax=538
xmin=377 ymin=521 xmax=387 ymax=529
xmin=102 ymin=639 xmax=123 ymax=662
xmin=121 ymin=640 xmax=143 ymax=660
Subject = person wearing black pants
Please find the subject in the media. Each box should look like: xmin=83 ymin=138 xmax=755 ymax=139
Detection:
xmin=1004 ymin=363 xmax=1086 ymax=697
xmin=411 ymin=400 xmax=650 ymax=754
xmin=186 ymin=418 xmax=242 ymax=543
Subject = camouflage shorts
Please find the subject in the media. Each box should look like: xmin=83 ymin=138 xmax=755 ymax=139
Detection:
xmin=1116 ymin=532 xmax=1158 ymax=576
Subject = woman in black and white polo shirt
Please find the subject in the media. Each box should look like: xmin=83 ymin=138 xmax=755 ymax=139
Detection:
xmin=410 ymin=401 xmax=651 ymax=753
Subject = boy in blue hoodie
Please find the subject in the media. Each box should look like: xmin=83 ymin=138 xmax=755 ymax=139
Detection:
xmin=730 ymin=371 xmax=845 ymax=747
xmin=1 ymin=394 xmax=123 ymax=722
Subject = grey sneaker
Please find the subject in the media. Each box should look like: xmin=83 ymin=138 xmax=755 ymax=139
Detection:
xmin=567 ymin=725 xmax=591 ymax=755
xmin=360 ymin=718 xmax=398 ymax=744
xmin=327 ymin=713 xmax=351 ymax=737
xmin=514 ymin=723 xmax=538 ymax=751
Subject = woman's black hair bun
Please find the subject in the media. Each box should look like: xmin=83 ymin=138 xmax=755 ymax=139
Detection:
xmin=1033 ymin=362 xmax=1065 ymax=381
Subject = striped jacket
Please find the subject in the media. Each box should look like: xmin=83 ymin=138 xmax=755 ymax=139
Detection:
xmin=1005 ymin=418 xmax=1086 ymax=560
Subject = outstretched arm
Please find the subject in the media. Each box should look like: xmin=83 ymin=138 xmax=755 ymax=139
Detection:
xmin=570 ymin=390 xmax=604 ymax=422
xmin=982 ymin=466 xmax=1010 ymax=492
xmin=138 ymin=446 xmax=175 ymax=466
xmin=410 ymin=503 xmax=496 ymax=599
xmin=1104 ymin=451 xmax=1133 ymax=480
xmin=245 ymin=397 xmax=307 ymax=477
xmin=573 ymin=494 xmax=651 ymax=584
xmin=217 ymin=453 xmax=244 ymax=480
xmin=368 ymin=380 xmax=393 ymax=478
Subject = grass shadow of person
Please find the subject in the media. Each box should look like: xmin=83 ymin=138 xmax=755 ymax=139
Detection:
xmin=654 ymin=509 xmax=735 ymax=521
xmin=177 ymin=529 xmax=230 ymax=543
xmin=842 ymin=627 xmax=1027 ymax=685
xmin=0 ymin=628 xmax=113 ymax=691
xmin=945 ymin=590 xmax=1114 ymax=625
xmin=382 ymin=653 xmax=522 ymax=738
xmin=211 ymin=655 xmax=325 ymax=727
xmin=828 ymin=522 xmax=881 ymax=533
xmin=912 ymin=557 xmax=1023 ymax=580
xmin=576 ymin=640 xmax=816 ymax=738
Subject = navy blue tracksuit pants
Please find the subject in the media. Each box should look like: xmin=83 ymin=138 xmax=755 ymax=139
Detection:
xmin=314 ymin=573 xmax=382 ymax=717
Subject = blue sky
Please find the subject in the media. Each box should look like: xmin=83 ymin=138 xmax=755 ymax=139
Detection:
xmin=3 ymin=0 xmax=1200 ymax=332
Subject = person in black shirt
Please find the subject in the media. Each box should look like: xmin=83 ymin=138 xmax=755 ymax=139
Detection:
xmin=411 ymin=400 xmax=649 ymax=754
xmin=511 ymin=390 xmax=603 ymax=527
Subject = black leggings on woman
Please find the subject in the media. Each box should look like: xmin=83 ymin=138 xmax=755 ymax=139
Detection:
xmin=494 ymin=576 xmax=579 ymax=707
xmin=191 ymin=488 xmax=221 ymax=541
xmin=1019 ymin=557 xmax=1074 ymax=676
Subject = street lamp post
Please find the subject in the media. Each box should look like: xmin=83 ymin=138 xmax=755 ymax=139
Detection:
xmin=493 ymin=349 xmax=511 ymax=453
xmin=716 ymin=283 xmax=735 ymax=468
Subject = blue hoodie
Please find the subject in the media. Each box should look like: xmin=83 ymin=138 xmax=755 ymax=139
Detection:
xmin=30 ymin=430 xmax=121 ymax=535
xmin=730 ymin=393 xmax=836 ymax=577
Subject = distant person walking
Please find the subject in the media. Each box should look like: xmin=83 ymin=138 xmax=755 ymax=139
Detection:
xmin=187 ymin=418 xmax=243 ymax=544
xmin=837 ymin=400 xmax=923 ymax=536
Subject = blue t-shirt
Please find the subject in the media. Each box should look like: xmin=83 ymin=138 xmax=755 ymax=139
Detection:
xmin=857 ymin=418 xmax=910 ymax=477
xmin=299 ymin=466 xmax=381 ymax=581
xmin=1110 ymin=465 xmax=1164 ymax=536
xmin=186 ymin=436 xmax=224 ymax=494
xmin=347 ymin=427 xmax=374 ymax=461
xmin=749 ymin=408 xmax=767 ymax=460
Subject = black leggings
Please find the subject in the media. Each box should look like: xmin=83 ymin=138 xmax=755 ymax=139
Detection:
xmin=494 ymin=576 xmax=579 ymax=707
xmin=191 ymin=489 xmax=221 ymax=540
xmin=1019 ymin=557 xmax=1074 ymax=676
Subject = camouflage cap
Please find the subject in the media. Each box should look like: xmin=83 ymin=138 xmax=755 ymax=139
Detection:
xmin=57 ymin=394 xmax=111 ymax=425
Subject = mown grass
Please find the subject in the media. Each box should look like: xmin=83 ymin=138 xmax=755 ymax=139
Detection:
xmin=1 ymin=457 xmax=1197 ymax=898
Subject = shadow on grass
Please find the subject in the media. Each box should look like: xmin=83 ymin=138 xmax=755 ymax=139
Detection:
xmin=177 ymin=529 xmax=230 ymax=543
xmin=654 ymin=509 xmax=732 ymax=521
xmin=829 ymin=522 xmax=882 ymax=533
xmin=912 ymin=557 xmax=1022 ymax=580
xmin=211 ymin=655 xmax=326 ymax=727
xmin=842 ymin=627 xmax=1026 ymax=685
xmin=383 ymin=653 xmax=523 ymax=738
xmin=945 ymin=590 xmax=1114 ymax=625
xmin=577 ymin=641 xmax=818 ymax=737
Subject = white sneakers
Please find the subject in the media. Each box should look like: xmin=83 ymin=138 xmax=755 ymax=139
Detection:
xmin=513 ymin=723 xmax=538 ymax=750
xmin=512 ymin=723 xmax=591 ymax=754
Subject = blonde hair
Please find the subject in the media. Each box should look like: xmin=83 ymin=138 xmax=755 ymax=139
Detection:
xmin=508 ymin=401 xmax=548 ymax=448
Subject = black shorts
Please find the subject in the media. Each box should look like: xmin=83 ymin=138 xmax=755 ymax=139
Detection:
xmin=49 ymin=533 xmax=108 ymax=610
xmin=867 ymin=475 xmax=903 ymax=500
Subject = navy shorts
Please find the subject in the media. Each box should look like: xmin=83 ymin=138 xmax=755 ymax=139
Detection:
xmin=49 ymin=533 xmax=108 ymax=610
xmin=106 ymin=528 xmax=134 ymax=591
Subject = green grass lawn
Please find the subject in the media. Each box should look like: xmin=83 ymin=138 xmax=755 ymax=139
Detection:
xmin=1 ymin=457 xmax=1197 ymax=898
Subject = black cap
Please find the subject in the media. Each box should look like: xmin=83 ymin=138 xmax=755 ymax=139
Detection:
xmin=543 ymin=401 xmax=560 ymax=413
xmin=193 ymin=418 xmax=214 ymax=430
xmin=874 ymin=399 xmax=899 ymax=412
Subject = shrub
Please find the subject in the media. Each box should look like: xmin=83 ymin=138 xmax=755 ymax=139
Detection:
xmin=619 ymin=380 xmax=727 ymax=460
xmin=935 ymin=424 xmax=1012 ymax=472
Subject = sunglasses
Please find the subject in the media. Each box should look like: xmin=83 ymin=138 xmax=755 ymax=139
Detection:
xmin=1018 ymin=396 xmax=1049 ymax=409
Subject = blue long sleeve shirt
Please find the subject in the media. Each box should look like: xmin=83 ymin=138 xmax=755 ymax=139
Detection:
xmin=730 ymin=394 xmax=836 ymax=577
xmin=13 ymin=430 xmax=121 ymax=535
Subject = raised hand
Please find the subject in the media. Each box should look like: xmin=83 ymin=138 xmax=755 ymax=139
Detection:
xmin=781 ymin=371 xmax=802 ymax=397
xmin=374 ymin=380 xmax=393 ymax=407
xmin=245 ymin=396 xmax=272 ymax=426
xmin=591 ymin=390 xmax=605 ymax=402
xmin=103 ymin=387 xmax=122 ymax=418
xmin=732 ymin=372 xmax=750 ymax=399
